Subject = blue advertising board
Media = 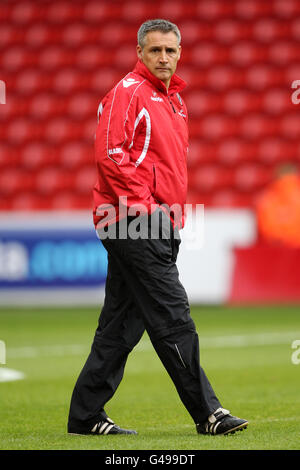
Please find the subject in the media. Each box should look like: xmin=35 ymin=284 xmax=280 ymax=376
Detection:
xmin=0 ymin=229 xmax=107 ymax=289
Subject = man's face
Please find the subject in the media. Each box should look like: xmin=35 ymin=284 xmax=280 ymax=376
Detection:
xmin=137 ymin=31 xmax=181 ymax=89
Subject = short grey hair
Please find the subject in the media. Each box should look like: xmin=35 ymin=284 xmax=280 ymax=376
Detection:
xmin=137 ymin=19 xmax=181 ymax=48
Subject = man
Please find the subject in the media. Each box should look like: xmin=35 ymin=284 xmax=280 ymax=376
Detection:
xmin=67 ymin=19 xmax=248 ymax=436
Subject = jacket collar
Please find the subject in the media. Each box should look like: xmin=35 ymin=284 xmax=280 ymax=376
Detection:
xmin=133 ymin=60 xmax=186 ymax=96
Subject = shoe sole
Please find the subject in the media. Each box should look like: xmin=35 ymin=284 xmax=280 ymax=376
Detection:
xmin=223 ymin=421 xmax=248 ymax=435
xmin=68 ymin=432 xmax=137 ymax=436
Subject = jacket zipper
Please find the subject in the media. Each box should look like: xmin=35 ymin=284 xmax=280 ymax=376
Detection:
xmin=168 ymin=96 xmax=176 ymax=113
xmin=153 ymin=164 xmax=157 ymax=194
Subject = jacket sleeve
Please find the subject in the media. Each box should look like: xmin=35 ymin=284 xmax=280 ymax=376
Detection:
xmin=95 ymin=80 xmax=157 ymax=215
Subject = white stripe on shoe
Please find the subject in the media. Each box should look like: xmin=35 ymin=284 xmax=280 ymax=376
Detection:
xmin=99 ymin=422 xmax=110 ymax=434
xmin=103 ymin=424 xmax=114 ymax=435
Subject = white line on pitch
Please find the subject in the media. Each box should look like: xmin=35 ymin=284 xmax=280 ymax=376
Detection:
xmin=5 ymin=331 xmax=300 ymax=359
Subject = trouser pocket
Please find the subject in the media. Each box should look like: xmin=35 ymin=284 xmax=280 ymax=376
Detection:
xmin=170 ymin=225 xmax=181 ymax=262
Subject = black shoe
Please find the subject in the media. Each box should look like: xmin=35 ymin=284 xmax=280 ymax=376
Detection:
xmin=69 ymin=417 xmax=137 ymax=435
xmin=196 ymin=408 xmax=248 ymax=436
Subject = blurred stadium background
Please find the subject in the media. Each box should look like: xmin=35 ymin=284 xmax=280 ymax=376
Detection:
xmin=0 ymin=0 xmax=300 ymax=306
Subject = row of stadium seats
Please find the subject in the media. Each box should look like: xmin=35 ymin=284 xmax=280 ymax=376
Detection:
xmin=2 ymin=138 xmax=299 ymax=170
xmin=0 ymin=192 xmax=93 ymax=211
xmin=0 ymin=95 xmax=297 ymax=124
xmin=0 ymin=165 xmax=95 ymax=195
xmin=3 ymin=65 xmax=300 ymax=96
xmin=2 ymin=19 xmax=300 ymax=47
xmin=0 ymin=189 xmax=266 ymax=212
xmin=0 ymin=162 xmax=284 ymax=197
xmin=1 ymin=42 xmax=299 ymax=71
xmin=0 ymin=190 xmax=257 ymax=211
xmin=1 ymin=114 xmax=299 ymax=147
xmin=1 ymin=0 xmax=300 ymax=24
xmin=0 ymin=87 xmax=296 ymax=119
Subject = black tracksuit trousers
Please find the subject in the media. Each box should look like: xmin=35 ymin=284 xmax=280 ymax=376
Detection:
xmin=68 ymin=212 xmax=221 ymax=433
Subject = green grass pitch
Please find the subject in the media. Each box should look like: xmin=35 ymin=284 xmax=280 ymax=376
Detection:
xmin=0 ymin=304 xmax=299 ymax=450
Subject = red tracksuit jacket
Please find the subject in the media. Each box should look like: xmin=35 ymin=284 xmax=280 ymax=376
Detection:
xmin=93 ymin=59 xmax=188 ymax=229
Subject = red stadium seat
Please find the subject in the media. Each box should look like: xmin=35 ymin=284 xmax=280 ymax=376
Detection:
xmin=113 ymin=45 xmax=137 ymax=69
xmin=121 ymin=2 xmax=149 ymax=21
xmin=46 ymin=2 xmax=83 ymax=23
xmin=179 ymin=22 xmax=200 ymax=45
xmin=0 ymin=169 xmax=34 ymax=196
xmin=190 ymin=165 xmax=233 ymax=193
xmin=245 ymin=64 xmax=282 ymax=90
xmin=206 ymin=65 xmax=245 ymax=91
xmin=197 ymin=0 xmax=231 ymax=19
xmin=280 ymin=114 xmax=300 ymax=139
xmin=29 ymin=93 xmax=58 ymax=120
xmin=273 ymin=0 xmax=300 ymax=18
xmin=184 ymin=91 xmax=221 ymax=117
xmin=176 ymin=67 xmax=200 ymax=90
xmin=211 ymin=189 xmax=254 ymax=208
xmin=1 ymin=46 xmax=28 ymax=71
xmin=223 ymin=89 xmax=260 ymax=115
xmin=51 ymin=192 xmax=93 ymax=210
xmin=11 ymin=1 xmax=36 ymax=24
xmin=192 ymin=43 xmax=228 ymax=67
xmin=21 ymin=143 xmax=58 ymax=169
xmin=62 ymin=23 xmax=90 ymax=47
xmin=39 ymin=46 xmax=74 ymax=71
xmin=200 ymin=115 xmax=238 ymax=140
xmin=91 ymin=69 xmax=122 ymax=95
xmin=187 ymin=140 xmax=217 ymax=167
xmin=262 ymin=89 xmax=293 ymax=115
xmin=81 ymin=117 xmax=97 ymax=142
xmin=268 ymin=41 xmax=299 ymax=65
xmin=15 ymin=69 xmax=42 ymax=95
xmin=159 ymin=1 xmax=184 ymax=21
xmin=285 ymin=63 xmax=300 ymax=83
xmin=5 ymin=118 xmax=33 ymax=144
xmin=235 ymin=0 xmax=272 ymax=19
xmin=291 ymin=17 xmax=300 ymax=40
xmin=83 ymin=1 xmax=107 ymax=22
xmin=25 ymin=23 xmax=53 ymax=48
xmin=69 ymin=93 xmax=96 ymax=120
xmin=74 ymin=166 xmax=96 ymax=194
xmin=230 ymin=42 xmax=267 ymax=66
xmin=252 ymin=18 xmax=289 ymax=43
xmin=239 ymin=114 xmax=278 ymax=139
xmin=53 ymin=68 xmax=81 ymax=94
xmin=10 ymin=193 xmax=49 ymax=211
xmin=217 ymin=139 xmax=257 ymax=166
xmin=258 ymin=138 xmax=298 ymax=165
xmin=44 ymin=118 xmax=80 ymax=143
xmin=60 ymin=142 xmax=92 ymax=169
xmin=0 ymin=145 xmax=18 ymax=170
xmin=0 ymin=24 xmax=16 ymax=47
xmin=0 ymin=198 xmax=11 ymax=211
xmin=75 ymin=45 xmax=112 ymax=69
xmin=34 ymin=167 xmax=73 ymax=195
xmin=214 ymin=19 xmax=245 ymax=44
xmin=234 ymin=164 xmax=272 ymax=192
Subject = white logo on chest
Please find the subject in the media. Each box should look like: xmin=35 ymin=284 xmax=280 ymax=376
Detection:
xmin=151 ymin=91 xmax=163 ymax=102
